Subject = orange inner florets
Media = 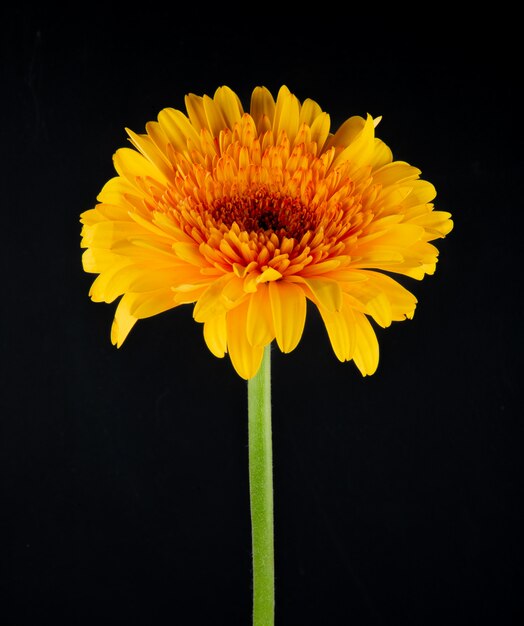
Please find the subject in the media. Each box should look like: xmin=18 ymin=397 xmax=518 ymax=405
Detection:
xmin=209 ymin=186 xmax=317 ymax=239
xmin=157 ymin=115 xmax=375 ymax=275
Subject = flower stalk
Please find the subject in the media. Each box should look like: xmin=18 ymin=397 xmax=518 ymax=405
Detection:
xmin=247 ymin=343 xmax=274 ymax=626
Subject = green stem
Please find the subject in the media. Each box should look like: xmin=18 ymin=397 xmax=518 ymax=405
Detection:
xmin=247 ymin=343 xmax=274 ymax=626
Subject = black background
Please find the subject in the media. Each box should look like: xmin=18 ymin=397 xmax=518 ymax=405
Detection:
xmin=2 ymin=6 xmax=522 ymax=626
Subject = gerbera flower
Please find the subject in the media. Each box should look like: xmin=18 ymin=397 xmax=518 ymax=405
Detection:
xmin=80 ymin=85 xmax=453 ymax=379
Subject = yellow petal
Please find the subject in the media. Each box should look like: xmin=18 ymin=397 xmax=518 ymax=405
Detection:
xmin=184 ymin=93 xmax=208 ymax=132
xmin=404 ymin=179 xmax=437 ymax=206
xmin=352 ymin=312 xmax=379 ymax=376
xmin=89 ymin=259 xmax=133 ymax=303
xmin=226 ymin=301 xmax=264 ymax=380
xmin=356 ymin=224 xmax=425 ymax=251
xmin=222 ymin=275 xmax=247 ymax=304
xmin=298 ymin=97 xmax=322 ymax=126
xmin=326 ymin=115 xmax=365 ymax=149
xmin=372 ymin=162 xmax=421 ymax=187
xmin=157 ymin=107 xmax=201 ymax=152
xmin=125 ymin=128 xmax=175 ymax=183
xmin=250 ymin=86 xmax=276 ymax=130
xmin=273 ymin=85 xmax=300 ymax=145
xmin=302 ymin=277 xmax=342 ymax=312
xmin=172 ymin=242 xmax=204 ymax=266
xmin=111 ymin=294 xmax=139 ymax=347
xmin=213 ymin=85 xmax=244 ymax=129
xmin=332 ymin=114 xmax=376 ymax=171
xmin=96 ymin=176 xmax=137 ymax=204
xmin=298 ymin=259 xmax=343 ymax=277
xmin=81 ymin=220 xmax=145 ymax=249
xmin=129 ymin=289 xmax=176 ymax=319
xmin=128 ymin=211 xmax=174 ymax=240
xmin=109 ymin=290 xmax=176 ymax=346
xmin=349 ymin=270 xmax=417 ymax=322
xmin=203 ymin=313 xmax=227 ymax=358
xmin=257 ymin=267 xmax=282 ymax=283
xmin=410 ymin=210 xmax=453 ymax=239
xmin=193 ymin=275 xmax=232 ymax=323
xmin=317 ymin=296 xmax=357 ymax=362
xmin=82 ymin=248 xmax=120 ymax=273
xmin=102 ymin=265 xmax=166 ymax=303
xmin=128 ymin=267 xmax=181 ymax=294
xmin=112 ymin=237 xmax=175 ymax=262
xmin=246 ymin=284 xmax=275 ymax=347
xmin=352 ymin=291 xmax=392 ymax=328
xmin=378 ymin=184 xmax=414 ymax=210
xmin=113 ymin=147 xmax=167 ymax=186
xmin=172 ymin=284 xmax=208 ymax=305
xmin=309 ymin=112 xmax=331 ymax=153
xmin=144 ymin=120 xmax=169 ymax=157
xmin=95 ymin=203 xmax=130 ymax=221
xmin=370 ymin=138 xmax=393 ymax=170
xmin=319 ymin=268 xmax=368 ymax=283
xmin=203 ymin=94 xmax=228 ymax=137
xmin=80 ymin=207 xmax=106 ymax=228
xmin=269 ymin=281 xmax=306 ymax=353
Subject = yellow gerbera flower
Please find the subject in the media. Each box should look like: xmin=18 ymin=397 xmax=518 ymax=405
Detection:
xmin=80 ymin=85 xmax=453 ymax=379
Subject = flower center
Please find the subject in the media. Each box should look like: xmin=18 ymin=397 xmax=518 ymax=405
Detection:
xmin=210 ymin=186 xmax=315 ymax=239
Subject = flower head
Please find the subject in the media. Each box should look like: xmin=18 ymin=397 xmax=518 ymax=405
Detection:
xmin=81 ymin=85 xmax=453 ymax=379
